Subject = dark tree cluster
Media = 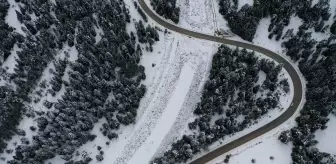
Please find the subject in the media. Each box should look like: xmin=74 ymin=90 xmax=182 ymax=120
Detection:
xmin=135 ymin=20 xmax=160 ymax=52
xmin=48 ymin=59 xmax=68 ymax=96
xmin=0 ymin=0 xmax=70 ymax=153
xmin=152 ymin=45 xmax=288 ymax=164
xmin=278 ymin=30 xmax=336 ymax=163
xmin=0 ymin=0 xmax=26 ymax=152
xmin=150 ymin=0 xmax=180 ymax=23
xmin=218 ymin=0 xmax=331 ymax=41
xmin=0 ymin=0 xmax=158 ymax=163
xmin=0 ymin=86 xmax=24 ymax=153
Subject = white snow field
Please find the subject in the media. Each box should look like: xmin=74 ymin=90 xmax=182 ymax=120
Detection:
xmin=0 ymin=0 xmax=307 ymax=164
xmin=237 ymin=0 xmax=253 ymax=10
xmin=128 ymin=36 xmax=217 ymax=164
xmin=207 ymin=130 xmax=293 ymax=164
xmin=315 ymin=115 xmax=336 ymax=156
xmin=177 ymin=0 xmax=216 ymax=35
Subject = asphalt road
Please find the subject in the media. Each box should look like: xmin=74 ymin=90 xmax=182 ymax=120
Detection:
xmin=138 ymin=1 xmax=303 ymax=163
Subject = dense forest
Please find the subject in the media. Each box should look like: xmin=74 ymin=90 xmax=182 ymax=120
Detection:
xmin=1 ymin=0 xmax=336 ymax=163
xmin=152 ymin=45 xmax=289 ymax=164
xmin=0 ymin=0 xmax=158 ymax=163
xmin=218 ymin=0 xmax=336 ymax=163
xmin=218 ymin=0 xmax=330 ymax=41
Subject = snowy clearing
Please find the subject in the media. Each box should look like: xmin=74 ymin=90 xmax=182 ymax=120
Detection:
xmin=130 ymin=37 xmax=217 ymax=164
xmin=315 ymin=115 xmax=336 ymax=155
xmin=237 ymin=0 xmax=253 ymax=11
xmin=253 ymin=16 xmax=303 ymax=55
xmin=208 ymin=134 xmax=293 ymax=164
xmin=177 ymin=0 xmax=215 ymax=34
xmin=5 ymin=0 xmax=25 ymax=35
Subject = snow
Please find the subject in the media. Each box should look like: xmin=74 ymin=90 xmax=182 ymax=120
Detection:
xmin=0 ymin=116 xmax=38 ymax=161
xmin=208 ymin=135 xmax=293 ymax=164
xmin=129 ymin=37 xmax=217 ymax=164
xmin=129 ymin=62 xmax=196 ymax=164
xmin=178 ymin=0 xmax=216 ymax=35
xmin=188 ymin=0 xmax=207 ymax=23
xmin=253 ymin=16 xmax=303 ymax=55
xmin=315 ymin=115 xmax=336 ymax=155
xmin=0 ymin=0 xmax=309 ymax=163
xmin=237 ymin=0 xmax=253 ymax=11
xmin=143 ymin=0 xmax=217 ymax=35
xmin=5 ymin=0 xmax=25 ymax=36
xmin=312 ymin=0 xmax=319 ymax=6
xmin=203 ymin=55 xmax=307 ymax=164
xmin=45 ymin=1 xmax=183 ymax=163
xmin=211 ymin=0 xmax=230 ymax=32
xmin=46 ymin=32 xmax=178 ymax=164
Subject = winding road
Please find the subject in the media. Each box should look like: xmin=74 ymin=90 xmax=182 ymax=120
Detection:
xmin=138 ymin=1 xmax=304 ymax=163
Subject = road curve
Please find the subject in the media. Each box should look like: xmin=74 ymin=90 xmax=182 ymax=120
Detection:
xmin=138 ymin=1 xmax=303 ymax=163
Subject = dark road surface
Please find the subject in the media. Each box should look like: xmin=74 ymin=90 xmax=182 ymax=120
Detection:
xmin=138 ymin=1 xmax=303 ymax=163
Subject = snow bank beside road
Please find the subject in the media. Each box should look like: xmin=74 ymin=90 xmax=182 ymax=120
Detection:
xmin=129 ymin=61 xmax=196 ymax=164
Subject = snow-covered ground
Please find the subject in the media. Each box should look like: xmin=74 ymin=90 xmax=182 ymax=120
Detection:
xmin=315 ymin=115 xmax=336 ymax=155
xmin=253 ymin=16 xmax=303 ymax=55
xmin=139 ymin=0 xmax=308 ymax=163
xmin=143 ymin=0 xmax=217 ymax=35
xmin=45 ymin=1 xmax=218 ymax=163
xmin=208 ymin=131 xmax=293 ymax=164
xmin=129 ymin=36 xmax=217 ymax=164
xmin=237 ymin=0 xmax=253 ymax=10
xmin=177 ymin=0 xmax=216 ymax=34
xmin=0 ymin=0 xmax=310 ymax=163
xmin=5 ymin=0 xmax=25 ymax=36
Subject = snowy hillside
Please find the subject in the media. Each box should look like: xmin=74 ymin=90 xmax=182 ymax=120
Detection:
xmin=1 ymin=0 xmax=336 ymax=164
xmin=143 ymin=0 xmax=336 ymax=163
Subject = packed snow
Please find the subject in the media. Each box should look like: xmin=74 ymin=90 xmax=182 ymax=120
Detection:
xmin=253 ymin=16 xmax=303 ymax=55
